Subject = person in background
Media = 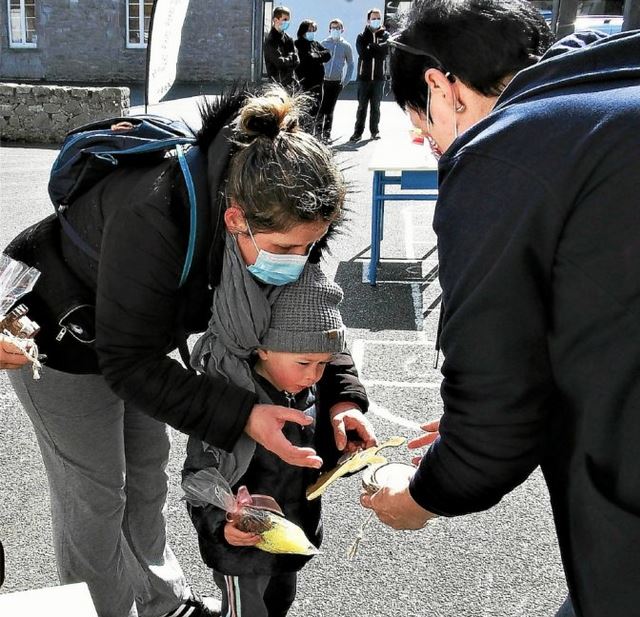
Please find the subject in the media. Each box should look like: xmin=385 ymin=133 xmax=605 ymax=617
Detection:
xmin=294 ymin=19 xmax=331 ymax=133
xmin=361 ymin=1 xmax=640 ymax=616
xmin=185 ymin=263 xmax=375 ymax=617
xmin=264 ymin=6 xmax=298 ymax=88
xmin=317 ymin=19 xmax=354 ymax=143
xmin=349 ymin=7 xmax=389 ymax=142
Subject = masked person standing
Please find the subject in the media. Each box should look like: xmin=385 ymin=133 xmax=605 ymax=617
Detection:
xmin=263 ymin=6 xmax=298 ymax=88
xmin=349 ymin=8 xmax=389 ymax=142
xmin=294 ymin=20 xmax=331 ymax=133
xmin=317 ymin=19 xmax=354 ymax=143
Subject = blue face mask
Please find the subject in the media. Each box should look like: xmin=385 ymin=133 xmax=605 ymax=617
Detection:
xmin=305 ymin=31 xmax=315 ymax=41
xmin=279 ymin=20 xmax=290 ymax=32
xmin=245 ymin=224 xmax=310 ymax=286
xmin=330 ymin=28 xmax=341 ymax=40
xmin=369 ymin=19 xmax=381 ymax=29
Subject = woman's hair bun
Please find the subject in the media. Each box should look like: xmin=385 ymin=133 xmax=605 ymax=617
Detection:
xmin=237 ymin=85 xmax=301 ymax=140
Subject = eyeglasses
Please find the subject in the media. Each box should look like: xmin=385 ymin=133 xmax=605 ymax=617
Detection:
xmin=385 ymin=34 xmax=456 ymax=82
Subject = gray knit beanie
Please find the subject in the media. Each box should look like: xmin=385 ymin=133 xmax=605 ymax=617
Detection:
xmin=260 ymin=263 xmax=346 ymax=354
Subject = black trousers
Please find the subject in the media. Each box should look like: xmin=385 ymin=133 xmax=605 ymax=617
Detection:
xmin=353 ymin=79 xmax=385 ymax=136
xmin=301 ymin=83 xmax=323 ymax=134
xmin=317 ymin=80 xmax=343 ymax=139
xmin=213 ymin=570 xmax=297 ymax=617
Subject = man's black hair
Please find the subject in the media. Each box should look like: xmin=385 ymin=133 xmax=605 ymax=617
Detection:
xmin=390 ymin=0 xmax=554 ymax=112
xmin=367 ymin=8 xmax=382 ymax=20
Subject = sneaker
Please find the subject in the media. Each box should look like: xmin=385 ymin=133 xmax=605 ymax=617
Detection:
xmin=371 ymin=132 xmax=381 ymax=140
xmin=161 ymin=593 xmax=221 ymax=617
xmin=349 ymin=133 xmax=362 ymax=142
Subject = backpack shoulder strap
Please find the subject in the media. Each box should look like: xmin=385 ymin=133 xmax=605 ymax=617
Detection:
xmin=175 ymin=143 xmax=209 ymax=288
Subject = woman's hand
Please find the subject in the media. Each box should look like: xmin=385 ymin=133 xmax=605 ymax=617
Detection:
xmin=407 ymin=420 xmax=440 ymax=465
xmin=0 ymin=335 xmax=31 ymax=369
xmin=329 ymin=403 xmax=377 ymax=453
xmin=224 ymin=522 xmax=261 ymax=547
xmin=245 ymin=404 xmax=323 ymax=469
xmin=360 ymin=480 xmax=435 ymax=530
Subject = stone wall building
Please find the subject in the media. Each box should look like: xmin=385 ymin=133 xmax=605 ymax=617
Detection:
xmin=0 ymin=82 xmax=129 ymax=142
xmin=0 ymin=0 xmax=411 ymax=85
xmin=0 ymin=0 xmax=260 ymax=83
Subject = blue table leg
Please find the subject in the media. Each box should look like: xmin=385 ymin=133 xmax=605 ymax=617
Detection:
xmin=368 ymin=170 xmax=383 ymax=285
xmin=379 ymin=171 xmax=386 ymax=242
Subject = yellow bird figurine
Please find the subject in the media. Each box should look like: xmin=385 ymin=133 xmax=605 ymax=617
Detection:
xmin=306 ymin=436 xmax=406 ymax=500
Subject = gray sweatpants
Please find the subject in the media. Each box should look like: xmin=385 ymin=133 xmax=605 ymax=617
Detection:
xmin=9 ymin=365 xmax=188 ymax=617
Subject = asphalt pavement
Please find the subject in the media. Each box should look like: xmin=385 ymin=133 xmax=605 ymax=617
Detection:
xmin=0 ymin=90 xmax=567 ymax=616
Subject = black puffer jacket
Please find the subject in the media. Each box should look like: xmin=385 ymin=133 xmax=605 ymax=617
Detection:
xmin=4 ymin=91 xmax=368 ymax=452
xmin=355 ymin=26 xmax=389 ymax=81
xmin=184 ymin=372 xmax=344 ymax=575
xmin=294 ymin=37 xmax=331 ymax=91
xmin=264 ymin=27 xmax=299 ymax=87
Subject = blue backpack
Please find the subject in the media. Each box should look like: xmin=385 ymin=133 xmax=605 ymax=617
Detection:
xmin=48 ymin=115 xmax=207 ymax=288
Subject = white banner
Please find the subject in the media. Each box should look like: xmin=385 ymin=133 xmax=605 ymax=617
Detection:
xmin=145 ymin=0 xmax=190 ymax=109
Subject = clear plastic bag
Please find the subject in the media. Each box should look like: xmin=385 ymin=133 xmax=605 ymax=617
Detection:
xmin=0 ymin=254 xmax=40 ymax=317
xmin=182 ymin=468 xmax=319 ymax=555
xmin=1 ymin=254 xmax=42 ymax=377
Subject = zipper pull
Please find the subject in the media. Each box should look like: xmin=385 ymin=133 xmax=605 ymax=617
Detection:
xmin=285 ymin=392 xmax=295 ymax=407
xmin=55 ymin=326 xmax=67 ymax=342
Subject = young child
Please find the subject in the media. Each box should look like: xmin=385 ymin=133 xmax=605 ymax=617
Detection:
xmin=184 ymin=261 xmax=372 ymax=617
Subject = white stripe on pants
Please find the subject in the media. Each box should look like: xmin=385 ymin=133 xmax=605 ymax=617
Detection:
xmin=212 ymin=570 xmax=297 ymax=617
xmin=8 ymin=365 xmax=188 ymax=617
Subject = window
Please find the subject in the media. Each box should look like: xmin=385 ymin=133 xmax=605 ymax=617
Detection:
xmin=7 ymin=0 xmax=36 ymax=48
xmin=126 ymin=0 xmax=153 ymax=48
xmin=578 ymin=0 xmax=623 ymax=16
xmin=262 ymin=1 xmax=273 ymax=77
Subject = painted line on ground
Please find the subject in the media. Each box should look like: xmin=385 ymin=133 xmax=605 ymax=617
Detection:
xmin=364 ymin=379 xmax=441 ymax=389
xmin=368 ymin=401 xmax=423 ymax=430
xmin=403 ymin=208 xmax=426 ymax=332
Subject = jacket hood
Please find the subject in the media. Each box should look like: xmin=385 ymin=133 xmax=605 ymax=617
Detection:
xmin=495 ymin=30 xmax=640 ymax=112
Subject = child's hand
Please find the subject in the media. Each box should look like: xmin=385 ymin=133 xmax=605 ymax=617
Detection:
xmin=224 ymin=521 xmax=261 ymax=547
xmin=330 ymin=403 xmax=377 ymax=453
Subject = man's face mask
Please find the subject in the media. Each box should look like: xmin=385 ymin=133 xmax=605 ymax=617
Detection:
xmin=245 ymin=223 xmax=310 ymax=286
xmin=305 ymin=31 xmax=315 ymax=42
xmin=330 ymin=28 xmax=341 ymax=40
xmin=279 ymin=19 xmax=290 ymax=32
xmin=369 ymin=18 xmax=381 ymax=29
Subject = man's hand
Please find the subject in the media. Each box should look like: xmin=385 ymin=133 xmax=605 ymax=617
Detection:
xmin=0 ymin=335 xmax=31 ymax=369
xmin=329 ymin=402 xmax=377 ymax=453
xmin=360 ymin=478 xmax=435 ymax=530
xmin=245 ymin=404 xmax=323 ymax=469
xmin=407 ymin=420 xmax=440 ymax=465
xmin=224 ymin=521 xmax=261 ymax=547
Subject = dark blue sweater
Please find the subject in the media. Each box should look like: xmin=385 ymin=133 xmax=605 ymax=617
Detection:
xmin=410 ymin=31 xmax=640 ymax=617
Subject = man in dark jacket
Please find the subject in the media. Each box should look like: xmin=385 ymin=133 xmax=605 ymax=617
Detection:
xmin=349 ymin=7 xmax=389 ymax=142
xmin=361 ymin=1 xmax=640 ymax=617
xmin=263 ymin=6 xmax=299 ymax=88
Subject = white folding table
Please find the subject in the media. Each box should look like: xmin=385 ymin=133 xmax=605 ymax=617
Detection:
xmin=367 ymin=138 xmax=439 ymax=285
